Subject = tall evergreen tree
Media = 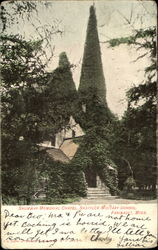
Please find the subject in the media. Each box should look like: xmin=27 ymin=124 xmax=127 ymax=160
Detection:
xmin=77 ymin=5 xmax=112 ymax=130
xmin=79 ymin=5 xmax=106 ymax=105
xmin=43 ymin=51 xmax=77 ymax=140
xmin=58 ymin=52 xmax=77 ymax=93
xmin=50 ymin=51 xmax=77 ymax=104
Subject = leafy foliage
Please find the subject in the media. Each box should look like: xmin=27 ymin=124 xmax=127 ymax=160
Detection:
xmin=74 ymin=6 xmax=119 ymax=194
xmin=107 ymin=25 xmax=157 ymax=191
xmin=1 ymin=33 xmax=79 ymax=203
xmin=72 ymin=126 xmax=119 ymax=195
xmin=1 ymin=1 xmax=37 ymax=32
xmin=2 ymin=141 xmax=39 ymax=204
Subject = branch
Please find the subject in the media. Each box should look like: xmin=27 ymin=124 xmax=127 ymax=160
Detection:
xmin=141 ymin=2 xmax=154 ymax=17
xmin=132 ymin=52 xmax=149 ymax=63
xmin=116 ymin=8 xmax=137 ymax=32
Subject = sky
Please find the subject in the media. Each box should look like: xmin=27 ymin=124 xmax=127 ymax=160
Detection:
xmin=3 ymin=0 xmax=157 ymax=117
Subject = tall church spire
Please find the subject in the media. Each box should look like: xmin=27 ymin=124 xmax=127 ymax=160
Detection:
xmin=78 ymin=5 xmax=107 ymax=106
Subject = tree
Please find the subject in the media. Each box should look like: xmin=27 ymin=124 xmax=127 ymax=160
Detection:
xmin=1 ymin=34 xmax=49 ymax=143
xmin=79 ymin=5 xmax=106 ymax=105
xmin=0 ymin=0 xmax=37 ymax=32
xmin=43 ymin=52 xmax=77 ymax=139
xmin=0 ymin=34 xmax=48 ymax=203
xmin=76 ymin=5 xmax=113 ymax=131
xmin=1 ymin=1 xmax=64 ymax=70
xmin=107 ymin=23 xmax=156 ymax=191
xmin=1 ymin=1 xmax=83 ymax=204
xmin=1 ymin=35 xmax=78 ymax=203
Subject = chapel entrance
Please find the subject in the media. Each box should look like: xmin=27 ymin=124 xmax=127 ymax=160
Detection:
xmin=85 ymin=166 xmax=97 ymax=187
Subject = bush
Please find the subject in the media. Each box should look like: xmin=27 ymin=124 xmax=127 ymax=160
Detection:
xmin=123 ymin=177 xmax=136 ymax=191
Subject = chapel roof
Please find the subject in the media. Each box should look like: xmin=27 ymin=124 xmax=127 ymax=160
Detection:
xmin=46 ymin=148 xmax=70 ymax=163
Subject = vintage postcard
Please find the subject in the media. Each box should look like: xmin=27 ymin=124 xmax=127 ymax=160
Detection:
xmin=1 ymin=0 xmax=157 ymax=248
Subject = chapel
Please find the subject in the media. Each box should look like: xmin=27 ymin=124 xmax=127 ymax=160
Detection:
xmin=39 ymin=5 xmax=117 ymax=198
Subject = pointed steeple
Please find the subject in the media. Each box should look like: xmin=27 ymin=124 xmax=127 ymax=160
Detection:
xmin=78 ymin=5 xmax=107 ymax=106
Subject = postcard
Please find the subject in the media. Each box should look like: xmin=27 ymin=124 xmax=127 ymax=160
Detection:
xmin=1 ymin=0 xmax=157 ymax=248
